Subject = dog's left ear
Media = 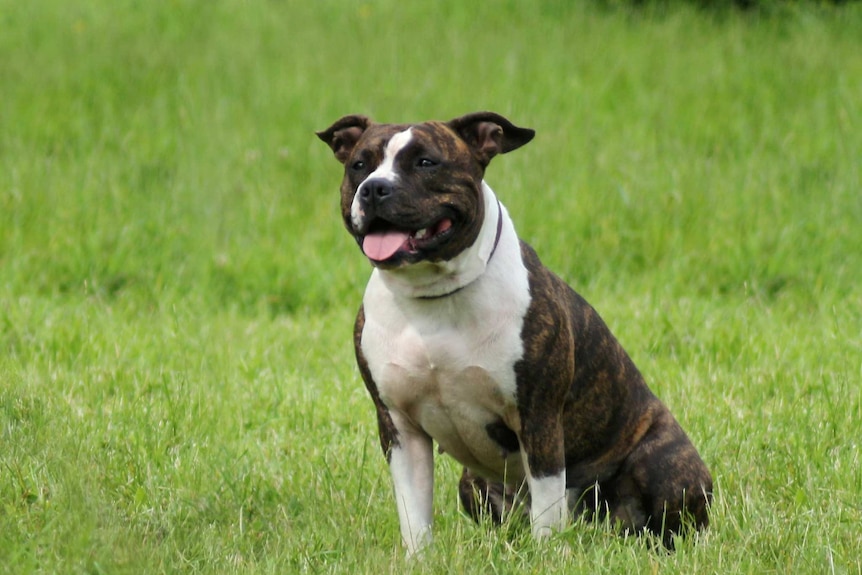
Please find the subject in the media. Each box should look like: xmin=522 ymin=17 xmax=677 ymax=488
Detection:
xmin=316 ymin=115 xmax=372 ymax=164
xmin=447 ymin=112 xmax=535 ymax=167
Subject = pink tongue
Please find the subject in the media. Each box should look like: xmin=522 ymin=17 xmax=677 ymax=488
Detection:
xmin=362 ymin=230 xmax=411 ymax=261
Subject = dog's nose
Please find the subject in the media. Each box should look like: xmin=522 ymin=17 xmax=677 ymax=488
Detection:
xmin=358 ymin=178 xmax=394 ymax=206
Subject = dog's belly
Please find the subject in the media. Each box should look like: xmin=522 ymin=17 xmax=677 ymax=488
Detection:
xmin=379 ymin=359 xmax=525 ymax=482
xmin=362 ymin=287 xmax=529 ymax=482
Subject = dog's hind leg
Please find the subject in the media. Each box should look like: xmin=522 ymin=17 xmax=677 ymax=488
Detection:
xmin=609 ymin=411 xmax=713 ymax=548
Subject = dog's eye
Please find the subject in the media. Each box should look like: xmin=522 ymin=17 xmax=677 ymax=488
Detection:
xmin=351 ymin=160 xmax=366 ymax=171
xmin=417 ymin=158 xmax=437 ymax=168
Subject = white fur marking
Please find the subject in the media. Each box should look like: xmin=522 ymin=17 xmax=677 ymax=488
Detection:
xmin=369 ymin=128 xmax=414 ymax=182
xmin=526 ymin=472 xmax=568 ymax=538
xmin=350 ymin=128 xmax=414 ymax=229
xmin=388 ymin=420 xmax=434 ymax=556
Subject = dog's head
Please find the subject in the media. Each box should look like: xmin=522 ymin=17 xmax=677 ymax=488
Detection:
xmin=317 ymin=112 xmax=534 ymax=269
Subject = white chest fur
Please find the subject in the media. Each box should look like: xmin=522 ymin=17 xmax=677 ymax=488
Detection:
xmin=360 ymin=192 xmax=531 ymax=481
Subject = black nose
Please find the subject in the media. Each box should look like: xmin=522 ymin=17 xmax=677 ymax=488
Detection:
xmin=359 ymin=178 xmax=394 ymax=206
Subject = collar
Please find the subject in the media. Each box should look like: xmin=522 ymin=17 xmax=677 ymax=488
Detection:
xmin=486 ymin=198 xmax=504 ymax=263
xmin=417 ymin=198 xmax=504 ymax=301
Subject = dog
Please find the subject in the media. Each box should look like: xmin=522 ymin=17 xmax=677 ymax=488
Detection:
xmin=316 ymin=112 xmax=712 ymax=555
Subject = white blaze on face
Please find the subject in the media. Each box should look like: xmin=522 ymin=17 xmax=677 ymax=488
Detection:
xmin=350 ymin=128 xmax=414 ymax=230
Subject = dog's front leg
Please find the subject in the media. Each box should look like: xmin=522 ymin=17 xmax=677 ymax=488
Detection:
xmin=388 ymin=411 xmax=434 ymax=557
xmin=520 ymin=417 xmax=568 ymax=539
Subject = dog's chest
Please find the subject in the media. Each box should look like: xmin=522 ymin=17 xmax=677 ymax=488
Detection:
xmin=361 ymin=268 xmax=530 ymax=478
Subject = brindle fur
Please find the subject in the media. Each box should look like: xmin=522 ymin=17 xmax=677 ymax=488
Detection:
xmin=318 ymin=112 xmax=712 ymax=549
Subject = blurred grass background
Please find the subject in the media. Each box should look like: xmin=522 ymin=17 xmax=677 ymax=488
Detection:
xmin=1 ymin=1 xmax=860 ymax=573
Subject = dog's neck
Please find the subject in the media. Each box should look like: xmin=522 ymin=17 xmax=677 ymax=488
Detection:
xmin=374 ymin=182 xmax=507 ymax=300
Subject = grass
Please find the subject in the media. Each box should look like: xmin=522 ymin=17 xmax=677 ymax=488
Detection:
xmin=1 ymin=0 xmax=861 ymax=573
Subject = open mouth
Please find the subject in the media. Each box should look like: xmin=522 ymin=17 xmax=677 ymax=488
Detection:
xmin=361 ymin=218 xmax=454 ymax=263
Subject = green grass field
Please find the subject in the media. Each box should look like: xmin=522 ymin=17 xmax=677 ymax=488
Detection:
xmin=2 ymin=0 xmax=861 ymax=573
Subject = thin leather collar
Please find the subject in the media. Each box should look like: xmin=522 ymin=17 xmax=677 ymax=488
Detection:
xmin=417 ymin=198 xmax=504 ymax=301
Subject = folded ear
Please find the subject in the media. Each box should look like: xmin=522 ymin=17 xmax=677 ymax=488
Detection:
xmin=446 ymin=112 xmax=535 ymax=167
xmin=316 ymin=115 xmax=372 ymax=164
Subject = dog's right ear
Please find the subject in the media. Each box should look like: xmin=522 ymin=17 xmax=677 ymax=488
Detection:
xmin=316 ymin=115 xmax=372 ymax=164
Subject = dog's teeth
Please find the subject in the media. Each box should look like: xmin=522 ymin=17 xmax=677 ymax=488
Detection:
xmin=414 ymin=228 xmax=428 ymax=240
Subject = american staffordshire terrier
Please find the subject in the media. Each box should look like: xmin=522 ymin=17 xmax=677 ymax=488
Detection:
xmin=316 ymin=112 xmax=712 ymax=555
